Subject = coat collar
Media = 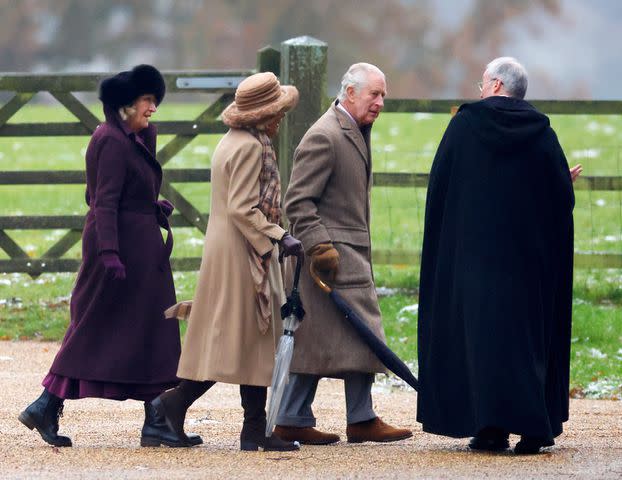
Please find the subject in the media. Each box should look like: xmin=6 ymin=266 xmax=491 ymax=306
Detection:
xmin=103 ymin=104 xmax=161 ymax=175
xmin=332 ymin=100 xmax=371 ymax=171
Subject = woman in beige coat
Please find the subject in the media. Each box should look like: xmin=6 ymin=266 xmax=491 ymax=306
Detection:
xmin=146 ymin=72 xmax=303 ymax=451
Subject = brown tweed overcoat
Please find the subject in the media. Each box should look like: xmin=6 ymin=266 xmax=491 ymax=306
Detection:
xmin=284 ymin=101 xmax=386 ymax=376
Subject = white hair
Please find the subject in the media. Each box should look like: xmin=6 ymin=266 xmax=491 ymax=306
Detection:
xmin=484 ymin=57 xmax=528 ymax=99
xmin=337 ymin=62 xmax=385 ymax=102
xmin=118 ymin=104 xmax=137 ymax=121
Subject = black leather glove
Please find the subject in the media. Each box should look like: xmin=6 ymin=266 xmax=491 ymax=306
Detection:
xmin=278 ymin=232 xmax=304 ymax=263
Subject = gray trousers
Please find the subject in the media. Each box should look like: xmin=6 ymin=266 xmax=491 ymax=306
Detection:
xmin=275 ymin=372 xmax=376 ymax=427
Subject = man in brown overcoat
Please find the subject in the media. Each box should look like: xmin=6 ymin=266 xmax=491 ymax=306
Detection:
xmin=274 ymin=63 xmax=413 ymax=445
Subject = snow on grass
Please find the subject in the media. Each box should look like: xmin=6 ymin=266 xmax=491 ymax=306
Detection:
xmin=376 ymin=286 xmax=400 ymax=297
xmin=184 ymin=237 xmax=204 ymax=246
xmin=588 ymin=348 xmax=607 ymax=359
xmin=412 ymin=113 xmax=432 ymax=121
xmin=583 ymin=378 xmax=622 ymax=398
xmin=192 ymin=145 xmax=210 ymax=155
xmin=571 ymin=148 xmax=601 ymax=159
xmin=372 ymin=361 xmax=419 ymax=393
xmin=586 ymin=121 xmax=615 ymax=135
xmin=397 ymin=303 xmax=418 ymax=324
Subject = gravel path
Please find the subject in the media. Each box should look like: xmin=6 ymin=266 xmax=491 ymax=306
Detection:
xmin=1 ymin=341 xmax=621 ymax=479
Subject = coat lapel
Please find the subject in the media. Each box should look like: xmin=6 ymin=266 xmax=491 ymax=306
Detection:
xmin=333 ymin=103 xmax=370 ymax=171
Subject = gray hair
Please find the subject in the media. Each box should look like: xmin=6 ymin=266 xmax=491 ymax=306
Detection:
xmin=337 ymin=62 xmax=385 ymax=102
xmin=484 ymin=57 xmax=528 ymax=99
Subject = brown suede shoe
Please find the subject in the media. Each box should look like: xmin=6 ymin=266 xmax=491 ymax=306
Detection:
xmin=274 ymin=426 xmax=340 ymax=445
xmin=346 ymin=417 xmax=413 ymax=443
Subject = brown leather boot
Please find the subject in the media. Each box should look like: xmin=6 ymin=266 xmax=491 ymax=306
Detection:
xmin=346 ymin=417 xmax=412 ymax=443
xmin=274 ymin=426 xmax=340 ymax=445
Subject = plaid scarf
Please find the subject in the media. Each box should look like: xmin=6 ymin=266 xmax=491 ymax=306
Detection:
xmin=245 ymin=128 xmax=282 ymax=334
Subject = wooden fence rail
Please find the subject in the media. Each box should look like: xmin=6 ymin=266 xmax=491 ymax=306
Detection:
xmin=1 ymin=36 xmax=621 ymax=275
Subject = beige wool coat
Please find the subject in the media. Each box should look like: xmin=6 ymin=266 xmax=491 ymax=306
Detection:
xmin=177 ymin=128 xmax=286 ymax=386
xmin=284 ymin=101 xmax=386 ymax=376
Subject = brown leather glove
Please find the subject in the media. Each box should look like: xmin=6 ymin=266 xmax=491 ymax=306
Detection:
xmin=308 ymin=242 xmax=339 ymax=281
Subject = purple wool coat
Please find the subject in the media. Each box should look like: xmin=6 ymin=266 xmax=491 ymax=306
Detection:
xmin=48 ymin=105 xmax=180 ymax=386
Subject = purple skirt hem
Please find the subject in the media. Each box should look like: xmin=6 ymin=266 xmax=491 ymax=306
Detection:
xmin=43 ymin=373 xmax=177 ymax=402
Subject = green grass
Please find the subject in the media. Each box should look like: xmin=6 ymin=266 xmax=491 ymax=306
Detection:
xmin=1 ymin=104 xmax=621 ymax=397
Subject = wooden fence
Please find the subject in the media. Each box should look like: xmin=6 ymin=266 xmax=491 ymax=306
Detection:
xmin=0 ymin=36 xmax=621 ymax=275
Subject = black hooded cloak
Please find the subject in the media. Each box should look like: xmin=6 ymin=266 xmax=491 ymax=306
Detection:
xmin=417 ymin=96 xmax=575 ymax=443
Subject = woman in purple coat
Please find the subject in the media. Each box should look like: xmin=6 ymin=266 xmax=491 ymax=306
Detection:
xmin=18 ymin=65 xmax=194 ymax=447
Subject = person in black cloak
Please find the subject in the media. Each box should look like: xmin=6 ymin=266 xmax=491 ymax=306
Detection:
xmin=417 ymin=57 xmax=578 ymax=455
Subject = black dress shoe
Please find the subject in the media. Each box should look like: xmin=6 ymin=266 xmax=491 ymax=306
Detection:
xmin=18 ymin=389 xmax=72 ymax=447
xmin=514 ymin=435 xmax=553 ymax=455
xmin=468 ymin=427 xmax=509 ymax=452
xmin=140 ymin=399 xmax=197 ymax=447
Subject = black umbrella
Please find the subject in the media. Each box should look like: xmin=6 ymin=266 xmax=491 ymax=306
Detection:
xmin=310 ymin=264 xmax=419 ymax=391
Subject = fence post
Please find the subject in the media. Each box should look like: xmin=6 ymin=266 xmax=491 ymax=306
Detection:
xmin=278 ymin=36 xmax=328 ymax=196
xmin=256 ymin=46 xmax=280 ymax=75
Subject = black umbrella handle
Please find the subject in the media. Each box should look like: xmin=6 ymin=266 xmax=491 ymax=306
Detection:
xmin=292 ymin=255 xmax=303 ymax=291
xmin=281 ymin=256 xmax=305 ymax=321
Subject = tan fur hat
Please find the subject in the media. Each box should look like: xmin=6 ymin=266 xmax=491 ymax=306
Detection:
xmin=221 ymin=72 xmax=299 ymax=128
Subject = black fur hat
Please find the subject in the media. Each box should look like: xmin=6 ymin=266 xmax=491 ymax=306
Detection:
xmin=99 ymin=64 xmax=166 ymax=109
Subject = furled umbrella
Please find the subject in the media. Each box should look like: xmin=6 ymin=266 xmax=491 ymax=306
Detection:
xmin=310 ymin=264 xmax=419 ymax=391
xmin=265 ymin=257 xmax=305 ymax=438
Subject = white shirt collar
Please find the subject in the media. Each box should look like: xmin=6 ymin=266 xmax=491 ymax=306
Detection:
xmin=336 ymin=101 xmax=357 ymax=126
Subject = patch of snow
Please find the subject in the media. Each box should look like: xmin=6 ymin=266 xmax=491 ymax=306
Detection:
xmin=192 ymin=146 xmax=210 ymax=155
xmin=375 ymin=286 xmax=399 ymax=297
xmin=588 ymin=348 xmax=607 ymax=359
xmin=398 ymin=304 xmax=419 ymax=315
xmin=412 ymin=113 xmax=432 ymax=121
xmin=570 ymin=149 xmax=600 ymax=159
xmin=584 ymin=378 xmax=621 ymax=399
xmin=397 ymin=303 xmax=418 ymax=324
xmin=185 ymin=237 xmax=204 ymax=246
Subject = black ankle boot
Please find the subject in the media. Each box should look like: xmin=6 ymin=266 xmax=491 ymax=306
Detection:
xmin=239 ymin=385 xmax=299 ymax=452
xmin=143 ymin=397 xmax=194 ymax=447
xmin=468 ymin=426 xmax=509 ymax=452
xmin=140 ymin=401 xmax=202 ymax=447
xmin=148 ymin=380 xmax=214 ymax=447
xmin=514 ymin=435 xmax=553 ymax=455
xmin=18 ymin=389 xmax=72 ymax=447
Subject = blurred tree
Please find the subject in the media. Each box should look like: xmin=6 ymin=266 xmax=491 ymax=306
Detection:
xmin=0 ymin=0 xmax=568 ymax=97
